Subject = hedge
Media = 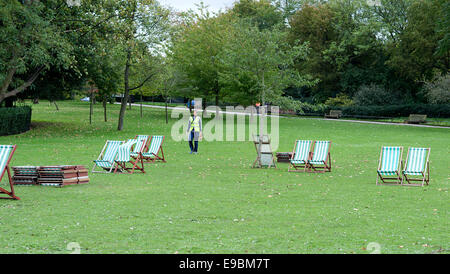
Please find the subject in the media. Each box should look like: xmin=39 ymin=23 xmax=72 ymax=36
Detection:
xmin=300 ymin=104 xmax=450 ymax=118
xmin=0 ymin=106 xmax=32 ymax=136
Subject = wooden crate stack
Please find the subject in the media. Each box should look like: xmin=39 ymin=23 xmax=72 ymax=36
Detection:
xmin=37 ymin=165 xmax=89 ymax=187
xmin=12 ymin=166 xmax=39 ymax=186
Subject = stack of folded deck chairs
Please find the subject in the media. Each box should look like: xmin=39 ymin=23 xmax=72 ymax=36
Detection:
xmin=12 ymin=166 xmax=39 ymax=186
xmin=276 ymin=152 xmax=293 ymax=163
xmin=12 ymin=165 xmax=89 ymax=187
xmin=38 ymin=165 xmax=89 ymax=187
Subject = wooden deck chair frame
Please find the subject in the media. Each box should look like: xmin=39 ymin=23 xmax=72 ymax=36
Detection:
xmin=376 ymin=146 xmax=403 ymax=185
xmin=307 ymin=141 xmax=332 ymax=173
xmin=92 ymin=140 xmax=124 ymax=174
xmin=141 ymin=135 xmax=166 ymax=163
xmin=401 ymin=147 xmax=430 ymax=187
xmin=252 ymin=134 xmax=276 ymax=168
xmin=114 ymin=139 xmax=146 ymax=174
xmin=288 ymin=140 xmax=313 ymax=172
xmin=0 ymin=145 xmax=20 ymax=200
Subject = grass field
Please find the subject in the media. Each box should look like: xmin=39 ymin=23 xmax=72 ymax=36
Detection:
xmin=0 ymin=101 xmax=448 ymax=254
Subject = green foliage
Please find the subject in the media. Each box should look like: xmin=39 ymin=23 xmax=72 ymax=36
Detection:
xmin=0 ymin=106 xmax=32 ymax=136
xmin=325 ymin=93 xmax=353 ymax=107
xmin=218 ymin=20 xmax=316 ymax=109
xmin=353 ymin=83 xmax=397 ymax=106
xmin=423 ymin=73 xmax=450 ymax=105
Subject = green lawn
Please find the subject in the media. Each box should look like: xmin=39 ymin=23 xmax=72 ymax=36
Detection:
xmin=0 ymin=101 xmax=448 ymax=254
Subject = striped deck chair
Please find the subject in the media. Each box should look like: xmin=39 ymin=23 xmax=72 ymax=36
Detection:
xmin=114 ymin=139 xmax=145 ymax=174
xmin=308 ymin=141 xmax=332 ymax=173
xmin=92 ymin=140 xmax=123 ymax=173
xmin=402 ymin=147 xmax=430 ymax=187
xmin=141 ymin=135 xmax=166 ymax=163
xmin=288 ymin=140 xmax=313 ymax=172
xmin=0 ymin=145 xmax=20 ymax=200
xmin=131 ymin=135 xmax=149 ymax=157
xmin=376 ymin=146 xmax=403 ymax=185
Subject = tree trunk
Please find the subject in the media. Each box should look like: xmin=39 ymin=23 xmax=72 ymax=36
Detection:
xmin=140 ymin=93 xmax=143 ymax=118
xmin=103 ymin=96 xmax=107 ymax=122
xmin=89 ymin=91 xmax=94 ymax=125
xmin=165 ymin=96 xmax=169 ymax=124
xmin=258 ymin=72 xmax=266 ymax=166
xmin=118 ymin=47 xmax=132 ymax=131
xmin=53 ymin=100 xmax=59 ymax=111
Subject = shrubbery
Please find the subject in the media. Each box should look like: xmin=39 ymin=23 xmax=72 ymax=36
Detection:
xmin=0 ymin=106 xmax=32 ymax=136
xmin=299 ymin=103 xmax=450 ymax=118
xmin=353 ymin=84 xmax=399 ymax=106
xmin=423 ymin=74 xmax=450 ymax=104
xmin=324 ymin=93 xmax=353 ymax=107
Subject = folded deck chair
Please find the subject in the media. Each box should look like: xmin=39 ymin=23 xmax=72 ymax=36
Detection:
xmin=288 ymin=140 xmax=313 ymax=172
xmin=92 ymin=140 xmax=123 ymax=173
xmin=252 ymin=134 xmax=276 ymax=168
xmin=141 ymin=135 xmax=166 ymax=163
xmin=402 ymin=147 xmax=430 ymax=187
xmin=114 ymin=139 xmax=145 ymax=174
xmin=376 ymin=146 xmax=403 ymax=185
xmin=0 ymin=145 xmax=20 ymax=200
xmin=308 ymin=141 xmax=332 ymax=173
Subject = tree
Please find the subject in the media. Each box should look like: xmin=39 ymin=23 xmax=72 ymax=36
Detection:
xmin=218 ymin=20 xmax=316 ymax=165
xmin=170 ymin=8 xmax=234 ymax=109
xmin=114 ymin=0 xmax=170 ymax=131
xmin=0 ymin=0 xmax=123 ymax=106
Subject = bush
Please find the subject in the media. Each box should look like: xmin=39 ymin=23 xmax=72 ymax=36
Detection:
xmin=300 ymin=103 xmax=450 ymax=118
xmin=340 ymin=104 xmax=450 ymax=118
xmin=0 ymin=106 xmax=32 ymax=136
xmin=353 ymin=84 xmax=398 ymax=106
xmin=325 ymin=93 xmax=353 ymax=107
xmin=423 ymin=73 xmax=450 ymax=104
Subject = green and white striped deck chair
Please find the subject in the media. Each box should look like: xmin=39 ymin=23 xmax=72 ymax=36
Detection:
xmin=114 ymin=139 xmax=145 ymax=174
xmin=288 ymin=140 xmax=313 ymax=172
xmin=308 ymin=141 xmax=332 ymax=173
xmin=92 ymin=140 xmax=123 ymax=173
xmin=130 ymin=135 xmax=149 ymax=158
xmin=402 ymin=147 xmax=430 ymax=186
xmin=141 ymin=135 xmax=166 ymax=163
xmin=376 ymin=146 xmax=403 ymax=185
xmin=0 ymin=145 xmax=20 ymax=200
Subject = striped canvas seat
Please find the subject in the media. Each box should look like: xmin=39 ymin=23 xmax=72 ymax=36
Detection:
xmin=130 ymin=135 xmax=149 ymax=157
xmin=290 ymin=140 xmax=312 ymax=164
xmin=403 ymin=148 xmax=428 ymax=175
xmin=401 ymin=147 xmax=430 ymax=186
xmin=113 ymin=139 xmax=146 ymax=174
xmin=116 ymin=139 xmax=138 ymax=163
xmin=308 ymin=141 xmax=330 ymax=164
xmin=377 ymin=147 xmax=402 ymax=175
xmin=307 ymin=141 xmax=332 ymax=173
xmin=141 ymin=136 xmax=166 ymax=163
xmin=288 ymin=140 xmax=312 ymax=172
xmin=92 ymin=141 xmax=123 ymax=173
xmin=0 ymin=145 xmax=20 ymax=200
xmin=0 ymin=146 xmax=13 ymax=176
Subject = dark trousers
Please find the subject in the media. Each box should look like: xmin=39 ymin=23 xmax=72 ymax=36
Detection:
xmin=189 ymin=131 xmax=198 ymax=152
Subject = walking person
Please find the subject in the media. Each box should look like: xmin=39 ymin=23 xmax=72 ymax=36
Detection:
xmin=187 ymin=110 xmax=202 ymax=154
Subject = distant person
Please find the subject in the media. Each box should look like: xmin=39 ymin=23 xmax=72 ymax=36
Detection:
xmin=255 ymin=102 xmax=261 ymax=114
xmin=187 ymin=110 xmax=202 ymax=154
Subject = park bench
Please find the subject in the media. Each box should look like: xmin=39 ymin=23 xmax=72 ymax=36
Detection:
xmin=324 ymin=110 xmax=343 ymax=119
xmin=406 ymin=114 xmax=427 ymax=124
